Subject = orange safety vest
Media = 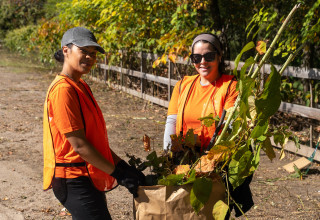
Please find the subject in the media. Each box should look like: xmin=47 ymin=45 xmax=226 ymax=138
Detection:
xmin=176 ymin=74 xmax=236 ymax=149
xmin=43 ymin=75 xmax=117 ymax=191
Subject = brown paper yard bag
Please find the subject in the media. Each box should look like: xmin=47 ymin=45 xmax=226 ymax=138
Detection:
xmin=134 ymin=178 xmax=225 ymax=220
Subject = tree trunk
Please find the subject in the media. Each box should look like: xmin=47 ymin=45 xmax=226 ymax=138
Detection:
xmin=210 ymin=0 xmax=230 ymax=60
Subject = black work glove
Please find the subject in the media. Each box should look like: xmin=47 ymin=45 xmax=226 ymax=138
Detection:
xmin=117 ymin=160 xmax=146 ymax=186
xmin=111 ymin=160 xmax=142 ymax=197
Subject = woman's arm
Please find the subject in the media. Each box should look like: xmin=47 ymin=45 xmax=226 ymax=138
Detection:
xmin=65 ymin=129 xmax=115 ymax=174
xmin=163 ymin=80 xmax=182 ymax=150
xmin=163 ymin=114 xmax=177 ymax=150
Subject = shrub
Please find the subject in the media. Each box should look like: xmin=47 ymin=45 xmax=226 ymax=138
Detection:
xmin=4 ymin=25 xmax=37 ymax=56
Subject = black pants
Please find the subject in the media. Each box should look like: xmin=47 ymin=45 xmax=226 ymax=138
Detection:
xmin=52 ymin=176 xmax=112 ymax=220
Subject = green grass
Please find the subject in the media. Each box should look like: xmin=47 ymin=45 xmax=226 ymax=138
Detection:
xmin=0 ymin=47 xmax=54 ymax=74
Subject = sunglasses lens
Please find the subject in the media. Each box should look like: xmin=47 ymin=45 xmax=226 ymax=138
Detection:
xmin=204 ymin=52 xmax=216 ymax=62
xmin=190 ymin=52 xmax=216 ymax=63
xmin=191 ymin=54 xmax=201 ymax=63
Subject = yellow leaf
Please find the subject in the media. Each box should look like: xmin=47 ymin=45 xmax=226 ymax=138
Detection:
xmin=173 ymin=165 xmax=190 ymax=175
xmin=207 ymin=141 xmax=235 ymax=161
xmin=168 ymin=53 xmax=177 ymax=63
xmin=279 ymin=148 xmax=285 ymax=160
xmin=256 ymin=40 xmax=266 ymax=55
xmin=152 ymin=59 xmax=161 ymax=68
xmin=207 ymin=151 xmax=223 ymax=162
xmin=212 ymin=200 xmax=229 ymax=220
xmin=160 ymin=54 xmax=167 ymax=65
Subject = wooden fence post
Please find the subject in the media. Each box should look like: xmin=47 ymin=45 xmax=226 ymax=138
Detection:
xmin=310 ymin=80 xmax=314 ymax=147
xmin=168 ymin=60 xmax=174 ymax=101
xmin=120 ymin=50 xmax=123 ymax=88
xmin=104 ymin=56 xmax=107 ymax=82
xmin=140 ymin=51 xmax=147 ymax=98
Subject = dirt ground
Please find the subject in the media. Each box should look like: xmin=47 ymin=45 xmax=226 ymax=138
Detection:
xmin=0 ymin=51 xmax=319 ymax=220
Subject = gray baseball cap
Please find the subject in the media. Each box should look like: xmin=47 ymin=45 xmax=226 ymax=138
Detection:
xmin=61 ymin=27 xmax=105 ymax=54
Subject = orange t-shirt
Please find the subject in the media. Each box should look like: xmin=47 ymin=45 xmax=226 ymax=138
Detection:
xmin=168 ymin=74 xmax=238 ymax=147
xmin=47 ymin=81 xmax=89 ymax=178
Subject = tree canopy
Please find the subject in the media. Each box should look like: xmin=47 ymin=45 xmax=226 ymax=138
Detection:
xmin=1 ymin=0 xmax=320 ymax=69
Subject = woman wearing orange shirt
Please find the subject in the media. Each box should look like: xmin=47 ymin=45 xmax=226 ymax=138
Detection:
xmin=43 ymin=27 xmax=144 ymax=220
xmin=163 ymin=33 xmax=254 ymax=217
xmin=163 ymin=33 xmax=238 ymax=151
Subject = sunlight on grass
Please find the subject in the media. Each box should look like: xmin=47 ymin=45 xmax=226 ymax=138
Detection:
xmin=0 ymin=47 xmax=52 ymax=74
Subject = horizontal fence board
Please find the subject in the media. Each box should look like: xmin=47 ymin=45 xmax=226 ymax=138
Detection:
xmin=90 ymin=75 xmax=169 ymax=107
xmin=98 ymin=63 xmax=320 ymax=120
xmin=227 ymin=61 xmax=320 ymax=80
xmin=98 ymin=64 xmax=179 ymax=86
xmin=279 ymin=102 xmax=320 ymax=121
xmin=95 ymin=52 xmax=320 ymax=162
xmin=271 ymin=138 xmax=320 ymax=162
xmin=134 ymin=51 xmax=320 ymax=80
xmin=92 ymin=69 xmax=320 ymax=118
xmin=110 ymin=83 xmax=169 ymax=107
xmin=90 ymin=66 xmax=320 ymax=162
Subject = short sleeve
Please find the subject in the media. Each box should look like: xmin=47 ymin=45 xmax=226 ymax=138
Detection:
xmin=48 ymin=84 xmax=84 ymax=134
xmin=167 ymin=80 xmax=182 ymax=116
xmin=224 ymin=80 xmax=239 ymax=110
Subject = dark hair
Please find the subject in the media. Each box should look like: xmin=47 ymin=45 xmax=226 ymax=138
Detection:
xmin=54 ymin=43 xmax=73 ymax=63
xmin=191 ymin=33 xmax=226 ymax=74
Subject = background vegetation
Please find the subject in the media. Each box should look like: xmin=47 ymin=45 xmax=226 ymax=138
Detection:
xmin=0 ymin=0 xmax=319 ymax=107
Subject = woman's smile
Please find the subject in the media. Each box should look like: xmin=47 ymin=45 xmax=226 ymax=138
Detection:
xmin=193 ymin=42 xmax=220 ymax=84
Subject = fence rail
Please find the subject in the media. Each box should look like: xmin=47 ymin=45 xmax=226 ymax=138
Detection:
xmin=91 ymin=51 xmax=320 ymax=162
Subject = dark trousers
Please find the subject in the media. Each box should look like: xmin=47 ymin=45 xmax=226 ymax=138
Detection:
xmin=52 ymin=176 xmax=112 ymax=220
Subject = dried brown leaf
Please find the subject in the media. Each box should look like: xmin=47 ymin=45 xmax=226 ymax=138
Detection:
xmin=173 ymin=164 xmax=190 ymax=175
xmin=195 ymin=155 xmax=217 ymax=173
xmin=143 ymin=134 xmax=151 ymax=152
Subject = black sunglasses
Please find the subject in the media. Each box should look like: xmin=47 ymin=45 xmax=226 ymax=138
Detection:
xmin=190 ymin=52 xmax=217 ymax=64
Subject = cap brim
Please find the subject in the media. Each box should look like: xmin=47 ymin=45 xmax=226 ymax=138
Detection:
xmin=73 ymin=40 xmax=105 ymax=54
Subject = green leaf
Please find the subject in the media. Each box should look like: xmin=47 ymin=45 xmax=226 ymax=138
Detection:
xmin=273 ymin=132 xmax=285 ymax=147
xmin=146 ymin=151 xmax=161 ymax=167
xmin=252 ymin=65 xmax=281 ymax=139
xmin=257 ymin=135 xmax=267 ymax=141
xmin=261 ymin=137 xmax=276 ymax=161
xmin=228 ymin=145 xmax=254 ymax=188
xmin=240 ymin=57 xmax=255 ymax=80
xmin=184 ymin=129 xmax=196 ymax=148
xmin=233 ymin=42 xmax=255 ymax=76
xmin=227 ymin=119 xmax=243 ymax=140
xmin=212 ymin=200 xmax=229 ymax=220
xmin=183 ymin=169 xmax=197 ymax=185
xmin=239 ymin=77 xmax=255 ymax=120
xmin=251 ymin=119 xmax=268 ymax=139
xmin=198 ymin=113 xmax=220 ymax=127
xmin=190 ymin=178 xmax=213 ymax=214
xmin=158 ymin=174 xmax=184 ymax=186
xmin=251 ymin=144 xmax=261 ymax=173
xmin=255 ymin=65 xmax=281 ymax=122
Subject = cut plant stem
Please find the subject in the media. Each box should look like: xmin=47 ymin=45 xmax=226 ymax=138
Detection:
xmin=279 ymin=43 xmax=305 ymax=75
xmin=215 ymin=3 xmax=301 ymax=146
xmin=247 ymin=53 xmax=259 ymax=77
xmin=251 ymin=3 xmax=301 ymax=79
xmin=215 ymin=98 xmax=240 ymax=145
